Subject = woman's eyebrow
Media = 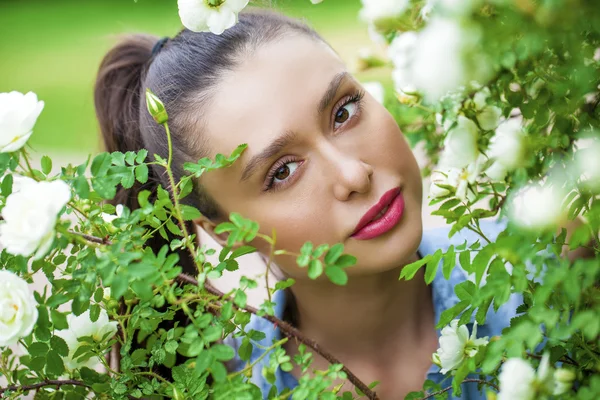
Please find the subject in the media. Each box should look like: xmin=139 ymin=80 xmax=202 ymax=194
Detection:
xmin=240 ymin=71 xmax=349 ymax=182
xmin=318 ymin=71 xmax=349 ymax=114
xmin=240 ymin=130 xmax=297 ymax=182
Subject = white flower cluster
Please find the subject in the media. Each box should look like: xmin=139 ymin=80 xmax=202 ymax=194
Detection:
xmin=432 ymin=319 xmax=489 ymax=374
xmin=359 ymin=0 xmax=410 ymax=29
xmin=384 ymin=1 xmax=490 ymax=102
xmin=55 ymin=309 xmax=118 ymax=371
xmin=0 ymin=177 xmax=71 ymax=259
xmin=0 ymin=270 xmax=38 ymax=347
xmin=178 ymin=0 xmax=249 ymax=35
xmin=498 ymin=355 xmax=576 ymax=400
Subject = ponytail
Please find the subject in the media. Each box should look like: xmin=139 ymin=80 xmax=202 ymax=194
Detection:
xmin=94 ymin=34 xmax=156 ymax=210
xmin=94 ymin=34 xmax=198 ymax=276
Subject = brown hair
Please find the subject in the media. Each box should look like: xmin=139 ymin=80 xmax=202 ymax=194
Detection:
xmin=94 ymin=10 xmax=322 ymax=274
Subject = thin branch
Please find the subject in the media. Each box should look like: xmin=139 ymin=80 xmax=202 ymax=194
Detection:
xmin=420 ymin=378 xmax=499 ymax=400
xmin=176 ymin=273 xmax=379 ymax=400
xmin=0 ymin=379 xmax=90 ymax=395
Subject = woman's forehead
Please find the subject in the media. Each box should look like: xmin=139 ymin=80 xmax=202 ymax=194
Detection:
xmin=202 ymin=35 xmax=347 ymax=156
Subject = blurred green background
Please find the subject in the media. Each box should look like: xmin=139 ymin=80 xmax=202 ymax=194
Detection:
xmin=0 ymin=0 xmax=392 ymax=154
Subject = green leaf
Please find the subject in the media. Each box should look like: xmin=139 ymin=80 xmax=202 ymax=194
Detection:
xmin=424 ymin=249 xmax=443 ymax=284
xmin=210 ymin=360 xmax=228 ymax=383
xmin=238 ymin=338 xmax=252 ymax=361
xmin=210 ymin=344 xmax=235 ymax=361
xmin=28 ymin=342 xmax=49 ymax=357
xmin=399 ymin=255 xmax=430 ymax=281
xmin=180 ymin=205 xmax=202 ymax=221
xmin=335 ymin=254 xmax=357 ymax=268
xmin=312 ymin=244 xmax=329 ymax=258
xmin=165 ymin=340 xmax=179 ymax=354
xmin=325 ymin=266 xmax=348 ymax=286
xmin=45 ymin=350 xmax=65 ymax=376
xmin=1 ymin=174 xmax=13 ymax=196
xmin=41 ymin=155 xmax=52 ymax=175
xmin=125 ymin=151 xmax=136 ymax=165
xmin=459 ymin=250 xmax=471 ymax=272
xmin=274 ymin=278 xmax=295 ymax=291
xmin=437 ymin=300 xmax=470 ymax=329
xmin=136 ymin=149 xmax=148 ymax=164
xmin=135 ymin=164 xmax=149 ymax=184
xmin=111 ymin=152 xmax=125 ymax=167
xmin=324 ymin=243 xmax=344 ymax=265
xmin=234 ymin=289 xmax=247 ymax=308
xmin=89 ymin=304 xmax=100 ymax=322
xmin=231 ymin=245 xmax=257 ymax=259
xmin=91 ymin=153 xmax=111 ymax=177
xmin=195 ymin=351 xmax=213 ymax=374
xmin=442 ymin=245 xmax=456 ymax=279
xmin=120 ymin=169 xmax=135 ymax=189
xmin=138 ymin=190 xmax=151 ymax=208
xmin=47 ymin=293 xmax=70 ymax=308
xmin=300 ymin=242 xmax=313 ymax=256
xmin=50 ymin=335 xmax=69 ymax=357
xmin=296 ymin=254 xmax=310 ymax=268
xmin=308 ymin=259 xmax=324 ymax=279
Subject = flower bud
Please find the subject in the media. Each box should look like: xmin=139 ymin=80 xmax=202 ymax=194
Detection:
xmin=145 ymin=88 xmax=169 ymax=125
xmin=553 ymin=368 xmax=576 ymax=395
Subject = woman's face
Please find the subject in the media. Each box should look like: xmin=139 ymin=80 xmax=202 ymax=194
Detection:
xmin=197 ymin=34 xmax=423 ymax=279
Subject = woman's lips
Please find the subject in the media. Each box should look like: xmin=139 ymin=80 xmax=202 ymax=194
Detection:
xmin=351 ymin=188 xmax=405 ymax=240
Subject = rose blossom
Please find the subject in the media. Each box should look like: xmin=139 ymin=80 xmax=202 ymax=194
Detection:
xmin=0 ymin=270 xmax=38 ymax=347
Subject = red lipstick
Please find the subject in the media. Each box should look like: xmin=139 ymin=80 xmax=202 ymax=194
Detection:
xmin=351 ymin=188 xmax=405 ymax=240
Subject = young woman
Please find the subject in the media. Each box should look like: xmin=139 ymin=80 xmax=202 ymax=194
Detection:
xmin=94 ymin=9 xmax=536 ymax=399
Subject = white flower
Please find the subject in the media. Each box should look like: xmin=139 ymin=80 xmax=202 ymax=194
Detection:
xmin=178 ymin=0 xmax=249 ymax=35
xmin=498 ymin=358 xmax=537 ymax=400
xmin=473 ymin=89 xmax=502 ymax=130
xmin=478 ymin=106 xmax=503 ymax=131
xmin=509 ymin=184 xmax=566 ymax=231
xmin=488 ymin=117 xmax=526 ymax=170
xmin=101 ymin=204 xmax=124 ymax=224
xmin=359 ymin=0 xmax=410 ymax=26
xmin=310 ymin=0 xmax=324 ymax=3
xmin=55 ymin=309 xmax=118 ymax=371
xmin=434 ymin=319 xmax=489 ymax=374
xmin=362 ymin=82 xmax=384 ymax=104
xmin=388 ymin=32 xmax=419 ymax=96
xmin=0 ymin=179 xmax=71 ymax=259
xmin=439 ymin=116 xmax=480 ymax=169
xmin=573 ymin=137 xmax=600 ymax=192
xmin=429 ymin=170 xmax=457 ymax=199
xmin=367 ymin=24 xmax=387 ymax=46
xmin=453 ymin=156 xmax=485 ymax=201
xmin=411 ymin=18 xmax=468 ymax=101
xmin=498 ymin=355 xmax=554 ymax=400
xmin=0 ymin=91 xmax=44 ymax=153
xmin=485 ymin=161 xmax=508 ymax=181
xmin=388 ymin=32 xmax=418 ymax=69
xmin=0 ymin=270 xmax=38 ymax=347
xmin=103 ymin=288 xmax=111 ymax=301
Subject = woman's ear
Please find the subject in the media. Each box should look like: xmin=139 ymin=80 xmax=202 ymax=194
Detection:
xmin=194 ymin=216 xmax=230 ymax=248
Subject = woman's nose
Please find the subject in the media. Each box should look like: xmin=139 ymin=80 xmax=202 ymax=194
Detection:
xmin=330 ymin=151 xmax=374 ymax=201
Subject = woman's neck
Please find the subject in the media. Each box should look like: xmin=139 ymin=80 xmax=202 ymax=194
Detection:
xmin=287 ymin=251 xmax=434 ymax=359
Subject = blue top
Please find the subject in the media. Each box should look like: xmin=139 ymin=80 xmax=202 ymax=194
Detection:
xmin=226 ymin=219 xmax=522 ymax=399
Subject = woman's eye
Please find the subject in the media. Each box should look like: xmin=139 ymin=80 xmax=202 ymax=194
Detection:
xmin=273 ymin=161 xmax=299 ymax=183
xmin=334 ymin=102 xmax=358 ymax=128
